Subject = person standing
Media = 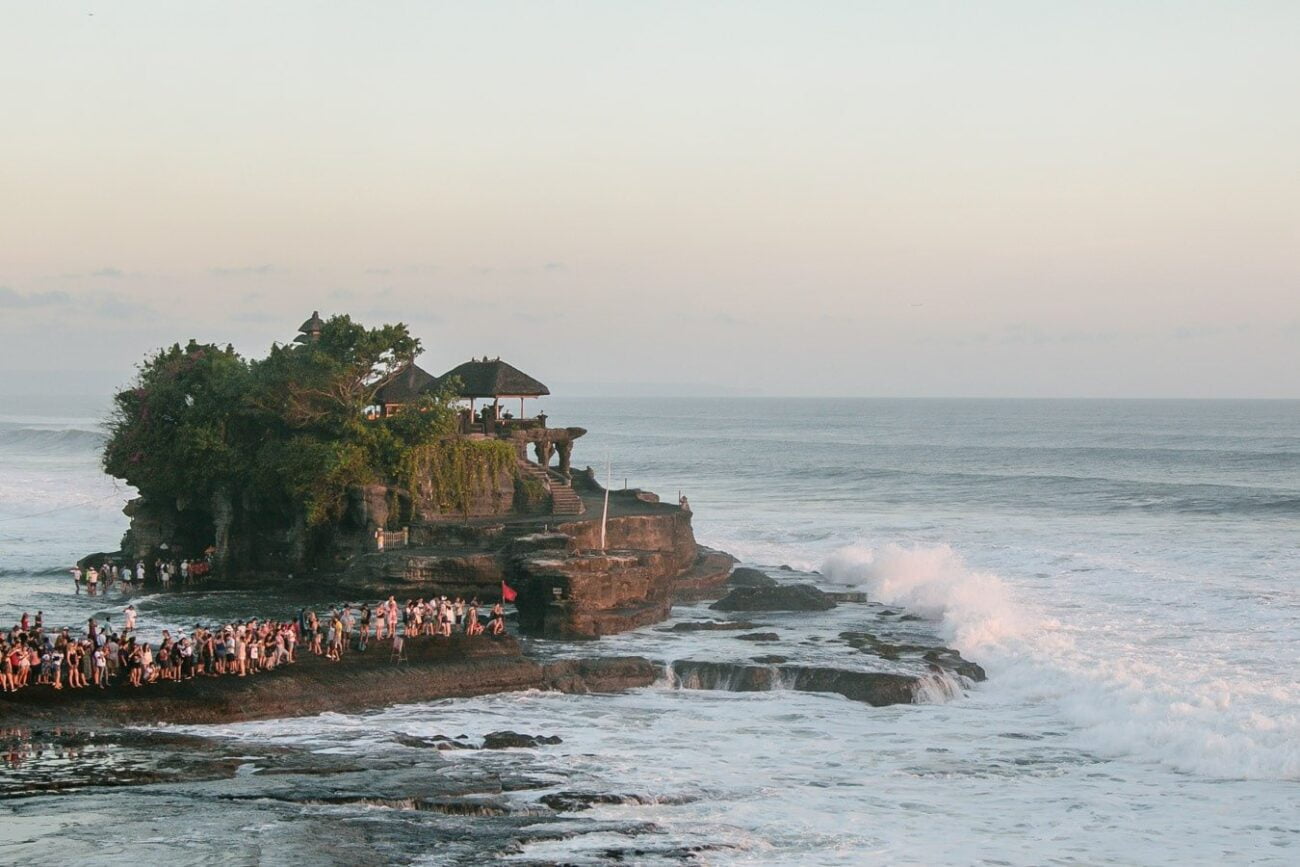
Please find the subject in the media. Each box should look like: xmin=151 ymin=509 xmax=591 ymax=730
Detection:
xmin=124 ymin=605 xmax=137 ymax=633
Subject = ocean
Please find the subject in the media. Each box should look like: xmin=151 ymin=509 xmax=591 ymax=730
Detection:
xmin=1 ymin=397 xmax=1298 ymax=865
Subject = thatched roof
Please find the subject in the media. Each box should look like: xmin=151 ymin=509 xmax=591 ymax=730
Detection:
xmin=371 ymin=362 xmax=436 ymax=405
xmin=436 ymin=358 xmax=550 ymax=399
xmin=294 ymin=310 xmax=325 ymax=343
xmin=298 ymin=310 xmax=324 ymax=333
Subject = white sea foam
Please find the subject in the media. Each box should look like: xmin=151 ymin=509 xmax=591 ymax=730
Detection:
xmin=823 ymin=542 xmax=1300 ymax=781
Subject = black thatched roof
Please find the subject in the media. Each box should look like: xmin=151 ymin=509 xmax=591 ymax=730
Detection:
xmin=436 ymin=358 xmax=550 ymax=399
xmin=298 ymin=310 xmax=324 ymax=333
xmin=371 ymin=362 xmax=436 ymax=405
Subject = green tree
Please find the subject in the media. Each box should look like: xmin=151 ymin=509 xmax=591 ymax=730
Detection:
xmin=103 ymin=340 xmax=251 ymax=507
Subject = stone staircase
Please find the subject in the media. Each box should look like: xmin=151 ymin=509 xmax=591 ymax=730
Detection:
xmin=547 ymin=476 xmax=585 ymax=516
xmin=517 ymin=460 xmax=585 ymax=516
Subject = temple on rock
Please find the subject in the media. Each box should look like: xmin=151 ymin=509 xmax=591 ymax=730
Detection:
xmin=369 ymin=354 xmax=585 ymax=496
xmin=104 ymin=310 xmax=733 ymax=641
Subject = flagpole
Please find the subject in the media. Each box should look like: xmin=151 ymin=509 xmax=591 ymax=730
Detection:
xmin=600 ymin=451 xmax=611 ymax=550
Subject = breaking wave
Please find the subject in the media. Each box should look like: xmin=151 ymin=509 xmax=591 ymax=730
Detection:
xmin=0 ymin=427 xmax=104 ymax=454
xmin=823 ymin=543 xmax=1300 ymax=781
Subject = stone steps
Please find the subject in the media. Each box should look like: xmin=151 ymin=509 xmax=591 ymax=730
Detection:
xmin=516 ymin=460 xmax=585 ymax=516
xmin=548 ymin=485 xmax=585 ymax=516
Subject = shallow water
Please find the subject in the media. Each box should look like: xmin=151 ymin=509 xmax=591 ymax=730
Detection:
xmin=2 ymin=398 xmax=1298 ymax=864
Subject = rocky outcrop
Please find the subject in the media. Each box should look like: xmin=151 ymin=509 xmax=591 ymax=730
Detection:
xmin=511 ymin=546 xmax=734 ymax=639
xmin=710 ymin=583 xmax=836 ymax=612
xmin=540 ymin=656 xmax=660 ymax=693
xmin=667 ymin=660 xmax=922 ymax=706
xmin=503 ymin=507 xmax=733 ymax=639
xmin=727 ymin=567 xmax=777 ymax=588
xmin=481 ymin=731 xmax=563 ymax=749
xmin=340 ymin=490 xmax=733 ymax=640
xmin=665 ymin=620 xmax=762 ymax=632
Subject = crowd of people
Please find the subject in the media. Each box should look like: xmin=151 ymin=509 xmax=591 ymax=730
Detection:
xmin=0 ymin=596 xmax=507 ymax=695
xmin=69 ymin=556 xmax=213 ymax=596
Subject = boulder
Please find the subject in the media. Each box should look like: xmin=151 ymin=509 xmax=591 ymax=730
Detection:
xmin=735 ymin=632 xmax=780 ymax=642
xmin=481 ymin=731 xmax=563 ymax=750
xmin=540 ymin=791 xmax=655 ymax=812
xmin=394 ymin=733 xmax=477 ymax=751
xmin=666 ymin=620 xmax=761 ymax=632
xmin=727 ymin=567 xmax=777 ymax=588
xmin=709 ymin=583 xmax=836 ymax=612
xmin=923 ymin=649 xmax=987 ymax=682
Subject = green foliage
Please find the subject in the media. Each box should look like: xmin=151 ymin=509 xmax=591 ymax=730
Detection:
xmin=513 ymin=477 xmax=549 ymax=513
xmin=102 ymin=315 xmax=465 ymax=532
xmin=402 ymin=439 xmax=517 ymax=517
xmin=103 ymin=340 xmax=251 ymax=503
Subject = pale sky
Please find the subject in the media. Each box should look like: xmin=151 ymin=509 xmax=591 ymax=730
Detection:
xmin=2 ymin=2 xmax=1297 ymax=398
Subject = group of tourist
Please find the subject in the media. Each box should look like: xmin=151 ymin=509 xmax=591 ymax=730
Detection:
xmin=0 ymin=596 xmax=508 ymax=694
xmin=69 ymin=556 xmax=213 ymax=596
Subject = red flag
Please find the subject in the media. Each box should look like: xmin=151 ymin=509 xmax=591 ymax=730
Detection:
xmin=501 ymin=581 xmax=517 ymax=603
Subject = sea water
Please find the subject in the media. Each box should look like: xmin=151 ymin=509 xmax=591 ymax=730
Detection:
xmin=1 ymin=398 xmax=1298 ymax=864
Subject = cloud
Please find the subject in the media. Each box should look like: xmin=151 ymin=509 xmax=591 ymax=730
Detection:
xmin=228 ymin=310 xmax=280 ymax=324
xmin=91 ymin=267 xmax=124 ymax=278
xmin=209 ymin=264 xmax=281 ymax=277
xmin=364 ymin=268 xmax=392 ymax=276
xmin=543 ymin=262 xmax=567 ymax=272
xmin=89 ymin=291 xmax=153 ymax=320
xmin=0 ymin=287 xmax=72 ymax=308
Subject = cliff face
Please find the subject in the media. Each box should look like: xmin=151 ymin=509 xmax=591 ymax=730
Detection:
xmin=119 ymin=471 xmax=733 ymax=641
xmin=116 ymin=445 xmax=522 ymax=573
xmin=509 ymin=508 xmax=734 ymax=639
xmin=346 ymin=496 xmax=734 ymax=640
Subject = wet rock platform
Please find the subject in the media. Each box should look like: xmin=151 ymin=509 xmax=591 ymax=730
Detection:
xmin=0 ymin=634 xmax=657 ymax=727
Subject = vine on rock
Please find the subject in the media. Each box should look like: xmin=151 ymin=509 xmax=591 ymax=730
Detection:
xmin=402 ymin=439 xmax=517 ymax=517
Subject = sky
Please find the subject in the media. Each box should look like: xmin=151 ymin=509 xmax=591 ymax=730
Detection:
xmin=1 ymin=2 xmax=1297 ymax=399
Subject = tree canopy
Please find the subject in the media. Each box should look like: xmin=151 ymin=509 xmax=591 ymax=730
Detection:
xmin=104 ymin=315 xmax=460 ymax=528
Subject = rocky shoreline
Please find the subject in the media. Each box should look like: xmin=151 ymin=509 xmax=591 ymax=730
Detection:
xmin=43 ymin=485 xmax=988 ymax=729
xmin=0 ymin=634 xmax=657 ymax=727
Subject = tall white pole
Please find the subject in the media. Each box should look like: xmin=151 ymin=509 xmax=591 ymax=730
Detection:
xmin=600 ymin=452 xmax=611 ymax=550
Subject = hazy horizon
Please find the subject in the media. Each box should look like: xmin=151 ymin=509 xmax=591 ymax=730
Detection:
xmin=3 ymin=2 xmax=1298 ymax=398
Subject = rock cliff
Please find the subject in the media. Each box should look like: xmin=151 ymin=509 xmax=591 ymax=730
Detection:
xmin=345 ymin=490 xmax=734 ymax=639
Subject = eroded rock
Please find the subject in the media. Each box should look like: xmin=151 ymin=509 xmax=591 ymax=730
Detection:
xmin=710 ymin=583 xmax=836 ymax=612
xmin=482 ymin=731 xmax=563 ymax=750
xmin=727 ymin=567 xmax=777 ymax=588
xmin=665 ymin=620 xmax=762 ymax=632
